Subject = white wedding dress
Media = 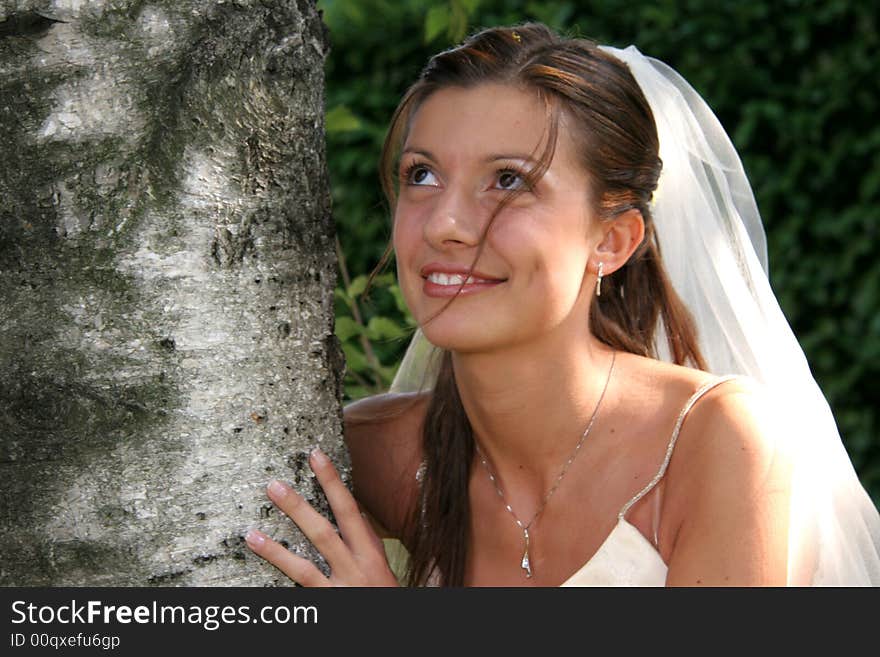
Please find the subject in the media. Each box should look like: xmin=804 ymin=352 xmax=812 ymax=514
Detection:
xmin=560 ymin=518 xmax=667 ymax=586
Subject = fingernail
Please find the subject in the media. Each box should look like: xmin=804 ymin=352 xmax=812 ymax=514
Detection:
xmin=245 ymin=530 xmax=265 ymax=548
xmin=268 ymin=480 xmax=288 ymax=498
xmin=310 ymin=447 xmax=328 ymax=467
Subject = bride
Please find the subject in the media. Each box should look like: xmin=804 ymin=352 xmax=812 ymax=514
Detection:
xmin=245 ymin=23 xmax=880 ymax=586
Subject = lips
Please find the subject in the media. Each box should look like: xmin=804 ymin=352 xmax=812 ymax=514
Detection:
xmin=419 ymin=262 xmax=506 ymax=298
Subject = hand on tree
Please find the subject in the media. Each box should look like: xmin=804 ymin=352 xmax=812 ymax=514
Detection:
xmin=246 ymin=448 xmax=400 ymax=586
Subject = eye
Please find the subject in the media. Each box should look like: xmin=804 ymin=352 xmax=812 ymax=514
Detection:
xmin=403 ymin=162 xmax=439 ymax=187
xmin=495 ymin=169 xmax=527 ymax=191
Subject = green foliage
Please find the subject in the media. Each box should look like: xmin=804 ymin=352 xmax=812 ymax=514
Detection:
xmin=324 ymin=105 xmax=363 ymax=133
xmin=332 ymin=259 xmax=417 ymax=399
xmin=318 ymin=0 xmax=880 ymax=503
xmin=424 ymin=0 xmax=477 ymax=43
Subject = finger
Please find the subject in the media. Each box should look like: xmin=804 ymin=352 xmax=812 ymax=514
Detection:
xmin=360 ymin=510 xmax=391 ymax=554
xmin=266 ymin=479 xmax=357 ymax=575
xmin=309 ymin=448 xmax=377 ymax=553
xmin=245 ymin=529 xmax=331 ymax=587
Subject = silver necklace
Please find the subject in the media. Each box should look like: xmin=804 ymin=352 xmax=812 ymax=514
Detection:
xmin=474 ymin=350 xmax=616 ymax=578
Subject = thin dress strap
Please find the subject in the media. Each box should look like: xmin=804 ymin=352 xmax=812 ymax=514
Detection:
xmin=617 ymin=375 xmax=741 ymax=521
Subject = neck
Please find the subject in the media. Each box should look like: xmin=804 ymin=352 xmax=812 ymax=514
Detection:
xmin=451 ymin=330 xmax=617 ymax=497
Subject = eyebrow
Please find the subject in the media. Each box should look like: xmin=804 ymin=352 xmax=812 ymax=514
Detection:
xmin=401 ymin=147 xmax=539 ymax=165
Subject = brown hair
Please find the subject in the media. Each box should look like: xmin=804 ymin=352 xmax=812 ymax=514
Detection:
xmin=374 ymin=23 xmax=706 ymax=586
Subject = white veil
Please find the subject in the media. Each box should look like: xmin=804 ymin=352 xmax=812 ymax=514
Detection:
xmin=389 ymin=45 xmax=880 ymax=585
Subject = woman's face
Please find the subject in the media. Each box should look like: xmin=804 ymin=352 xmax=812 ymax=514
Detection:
xmin=393 ymin=83 xmax=601 ymax=353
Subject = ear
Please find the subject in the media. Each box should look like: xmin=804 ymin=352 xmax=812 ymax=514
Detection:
xmin=592 ymin=209 xmax=645 ymax=275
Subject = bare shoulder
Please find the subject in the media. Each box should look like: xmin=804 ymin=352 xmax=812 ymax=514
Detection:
xmin=661 ymin=374 xmax=793 ymax=585
xmin=617 ymin=353 xmax=778 ymax=458
xmin=671 ymin=374 xmax=784 ymax=473
xmin=343 ymin=391 xmax=431 ymax=538
xmin=612 ymin=355 xmax=791 ymax=583
xmin=640 ymin=360 xmax=787 ymax=499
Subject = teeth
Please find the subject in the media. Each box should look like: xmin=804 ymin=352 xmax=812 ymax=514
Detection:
xmin=427 ymin=272 xmax=490 ymax=285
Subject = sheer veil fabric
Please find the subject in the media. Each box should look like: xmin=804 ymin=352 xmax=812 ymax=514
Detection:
xmin=388 ymin=45 xmax=880 ymax=585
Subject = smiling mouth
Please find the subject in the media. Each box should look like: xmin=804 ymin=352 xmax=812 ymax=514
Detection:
xmin=425 ymin=272 xmax=504 ymax=285
xmin=421 ymin=272 xmax=506 ymax=298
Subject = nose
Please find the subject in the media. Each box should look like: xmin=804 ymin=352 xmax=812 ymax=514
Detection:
xmin=422 ymin=187 xmax=484 ymax=251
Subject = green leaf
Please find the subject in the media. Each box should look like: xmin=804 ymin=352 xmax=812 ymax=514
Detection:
xmin=344 ymin=385 xmax=372 ymax=401
xmin=388 ymin=283 xmax=411 ymax=316
xmin=448 ymin=0 xmax=469 ymax=42
xmin=372 ymin=272 xmax=397 ymax=287
xmin=379 ymin=364 xmax=400 ymax=385
xmin=334 ymin=316 xmax=363 ymax=342
xmin=456 ymin=0 xmax=480 ymax=14
xmin=325 ymin=105 xmax=363 ymax=134
xmin=334 ymin=287 xmax=352 ymax=309
xmin=366 ymin=316 xmax=407 ymax=341
xmin=342 ymin=342 xmax=369 ymax=374
xmin=424 ymin=5 xmax=449 ymax=44
xmin=347 ymin=275 xmax=368 ymax=299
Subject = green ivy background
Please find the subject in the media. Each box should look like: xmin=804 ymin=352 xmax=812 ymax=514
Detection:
xmin=317 ymin=0 xmax=880 ymax=504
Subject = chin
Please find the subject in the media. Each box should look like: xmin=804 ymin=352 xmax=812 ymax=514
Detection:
xmin=419 ymin=325 xmax=475 ymax=353
xmin=419 ymin=317 xmax=518 ymax=355
xmin=418 ymin=319 xmax=479 ymax=352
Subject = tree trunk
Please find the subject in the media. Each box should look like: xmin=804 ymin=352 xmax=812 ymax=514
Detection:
xmin=0 ymin=0 xmax=342 ymax=585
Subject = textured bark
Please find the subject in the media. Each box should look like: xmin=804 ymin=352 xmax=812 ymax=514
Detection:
xmin=0 ymin=0 xmax=343 ymax=585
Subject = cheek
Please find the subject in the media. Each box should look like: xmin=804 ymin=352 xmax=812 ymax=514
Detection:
xmin=391 ymin=209 xmax=412 ymax=270
xmin=391 ymin=208 xmax=423 ymax=298
xmin=492 ymin=220 xmax=590 ymax=311
xmin=392 ymin=202 xmax=422 ymax=256
xmin=493 ymin=217 xmax=588 ymax=279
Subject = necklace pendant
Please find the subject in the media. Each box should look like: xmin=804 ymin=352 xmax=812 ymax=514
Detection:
xmin=521 ymin=527 xmax=533 ymax=578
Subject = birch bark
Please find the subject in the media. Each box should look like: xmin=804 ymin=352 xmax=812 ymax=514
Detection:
xmin=0 ymin=0 xmax=342 ymax=585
